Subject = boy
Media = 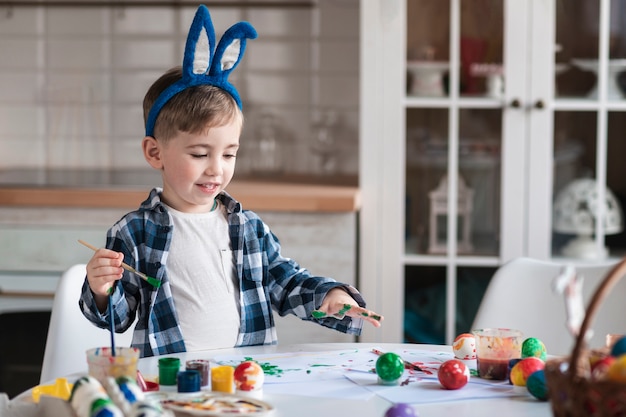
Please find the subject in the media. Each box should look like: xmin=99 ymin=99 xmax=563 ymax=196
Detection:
xmin=79 ymin=5 xmax=382 ymax=358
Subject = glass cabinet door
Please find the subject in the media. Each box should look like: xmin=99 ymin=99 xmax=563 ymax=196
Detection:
xmin=403 ymin=0 xmax=506 ymax=344
xmin=548 ymin=0 xmax=626 ymax=261
xmin=405 ymin=0 xmax=504 ymax=259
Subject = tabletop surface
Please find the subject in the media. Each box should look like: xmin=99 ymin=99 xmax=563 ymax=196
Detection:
xmin=8 ymin=342 xmax=554 ymax=417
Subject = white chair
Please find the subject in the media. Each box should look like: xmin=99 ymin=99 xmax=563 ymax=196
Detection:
xmin=40 ymin=264 xmax=135 ymax=383
xmin=471 ymin=257 xmax=626 ymax=356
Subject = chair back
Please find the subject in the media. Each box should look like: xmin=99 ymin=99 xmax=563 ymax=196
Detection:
xmin=471 ymin=257 xmax=626 ymax=356
xmin=40 ymin=264 xmax=135 ymax=383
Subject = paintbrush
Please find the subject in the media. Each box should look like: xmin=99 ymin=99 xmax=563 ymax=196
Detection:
xmin=372 ymin=348 xmax=423 ymax=372
xmin=108 ymin=292 xmax=116 ymax=357
xmin=78 ymin=239 xmax=161 ymax=288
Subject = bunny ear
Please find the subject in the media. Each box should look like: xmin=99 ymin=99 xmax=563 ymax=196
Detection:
xmin=210 ymin=22 xmax=258 ymax=77
xmin=182 ymin=4 xmax=216 ymax=78
xmin=208 ymin=22 xmax=257 ymax=108
xmin=145 ymin=5 xmax=257 ymax=137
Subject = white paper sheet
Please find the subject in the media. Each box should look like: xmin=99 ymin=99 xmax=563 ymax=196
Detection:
xmin=212 ymin=348 xmax=531 ymax=405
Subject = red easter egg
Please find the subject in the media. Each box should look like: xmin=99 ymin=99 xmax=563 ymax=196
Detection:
xmin=438 ymin=359 xmax=470 ymax=390
xmin=591 ymin=356 xmax=615 ymax=380
xmin=510 ymin=357 xmax=545 ymax=386
xmin=233 ymin=361 xmax=265 ymax=391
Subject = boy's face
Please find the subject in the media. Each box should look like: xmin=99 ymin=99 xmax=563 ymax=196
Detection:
xmin=143 ymin=118 xmax=241 ymax=213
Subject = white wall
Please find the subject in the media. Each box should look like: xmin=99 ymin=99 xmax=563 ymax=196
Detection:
xmin=0 ymin=1 xmax=359 ymax=176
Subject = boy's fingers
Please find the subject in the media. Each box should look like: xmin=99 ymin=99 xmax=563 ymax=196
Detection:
xmin=345 ymin=305 xmax=384 ymax=325
xmin=312 ymin=303 xmax=383 ymax=327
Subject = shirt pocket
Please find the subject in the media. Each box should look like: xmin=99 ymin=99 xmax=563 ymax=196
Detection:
xmin=219 ymin=249 xmax=237 ymax=293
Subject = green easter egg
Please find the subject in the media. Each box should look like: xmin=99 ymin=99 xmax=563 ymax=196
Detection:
xmin=376 ymin=352 xmax=405 ymax=384
xmin=526 ymin=369 xmax=548 ymax=401
xmin=521 ymin=337 xmax=547 ymax=361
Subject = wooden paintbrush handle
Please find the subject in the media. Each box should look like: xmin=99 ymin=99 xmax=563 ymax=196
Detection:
xmin=78 ymin=239 xmax=144 ymax=278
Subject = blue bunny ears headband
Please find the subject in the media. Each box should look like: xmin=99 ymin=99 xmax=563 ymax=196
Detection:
xmin=145 ymin=5 xmax=257 ymax=137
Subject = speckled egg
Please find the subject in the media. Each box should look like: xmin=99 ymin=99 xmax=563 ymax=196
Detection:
xmin=526 ymin=370 xmax=548 ymax=401
xmin=452 ymin=333 xmax=476 ymax=360
xmin=510 ymin=357 xmax=545 ymax=387
xmin=437 ymin=359 xmax=470 ymax=390
xmin=233 ymin=361 xmax=265 ymax=391
xmin=376 ymin=352 xmax=405 ymax=385
xmin=384 ymin=403 xmax=419 ymax=417
xmin=611 ymin=336 xmax=626 ymax=357
xmin=521 ymin=337 xmax=547 ymax=361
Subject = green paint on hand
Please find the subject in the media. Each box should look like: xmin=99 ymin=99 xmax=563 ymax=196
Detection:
xmin=337 ymin=304 xmax=352 ymax=316
xmin=311 ymin=310 xmax=327 ymax=319
xmin=371 ymin=314 xmax=382 ymax=321
xmin=361 ymin=312 xmax=369 ymax=317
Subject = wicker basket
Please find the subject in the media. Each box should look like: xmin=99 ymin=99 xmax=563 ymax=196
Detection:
xmin=545 ymin=259 xmax=626 ymax=417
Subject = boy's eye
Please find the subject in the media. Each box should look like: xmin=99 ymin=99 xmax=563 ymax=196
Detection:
xmin=191 ymin=154 xmax=207 ymax=158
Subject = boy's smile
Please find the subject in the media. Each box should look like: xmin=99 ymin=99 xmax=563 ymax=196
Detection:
xmin=142 ymin=119 xmax=241 ymax=213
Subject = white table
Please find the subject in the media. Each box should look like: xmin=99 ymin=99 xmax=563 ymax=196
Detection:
xmin=7 ymin=342 xmax=553 ymax=417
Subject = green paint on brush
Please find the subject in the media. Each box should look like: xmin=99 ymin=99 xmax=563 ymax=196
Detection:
xmin=144 ymin=276 xmax=162 ymax=288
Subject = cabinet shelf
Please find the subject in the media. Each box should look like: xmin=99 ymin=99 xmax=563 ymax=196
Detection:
xmin=554 ymin=98 xmax=626 ymax=111
xmin=404 ymin=96 xmax=504 ymax=109
xmin=402 ymin=254 xmax=501 ymax=267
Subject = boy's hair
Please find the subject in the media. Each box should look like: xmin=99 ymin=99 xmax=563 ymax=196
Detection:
xmin=143 ymin=66 xmax=243 ymax=142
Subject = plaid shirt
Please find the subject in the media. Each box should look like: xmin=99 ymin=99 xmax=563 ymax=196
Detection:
xmin=79 ymin=188 xmax=365 ymax=357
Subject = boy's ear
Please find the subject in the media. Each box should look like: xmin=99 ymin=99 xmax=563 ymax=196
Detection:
xmin=142 ymin=136 xmax=164 ymax=169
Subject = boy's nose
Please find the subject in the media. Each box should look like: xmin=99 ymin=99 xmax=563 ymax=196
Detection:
xmin=205 ymin=159 xmax=222 ymax=176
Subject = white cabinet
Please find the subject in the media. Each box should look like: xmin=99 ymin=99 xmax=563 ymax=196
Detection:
xmin=359 ymin=0 xmax=626 ymax=345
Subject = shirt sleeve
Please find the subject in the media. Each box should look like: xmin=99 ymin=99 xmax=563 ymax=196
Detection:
xmin=261 ymin=220 xmax=366 ymax=335
xmin=78 ymin=218 xmax=143 ymax=334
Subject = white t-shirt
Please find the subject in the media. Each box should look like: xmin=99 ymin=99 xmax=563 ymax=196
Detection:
xmin=163 ymin=201 xmax=241 ymax=351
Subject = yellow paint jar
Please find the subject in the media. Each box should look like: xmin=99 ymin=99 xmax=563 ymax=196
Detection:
xmin=211 ymin=365 xmax=234 ymax=393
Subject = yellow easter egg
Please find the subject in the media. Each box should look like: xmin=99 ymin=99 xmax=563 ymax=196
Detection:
xmin=607 ymin=355 xmax=626 ymax=383
xmin=510 ymin=357 xmax=544 ymax=387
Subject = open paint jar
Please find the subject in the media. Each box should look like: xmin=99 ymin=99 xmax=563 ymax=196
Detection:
xmin=472 ymin=328 xmax=523 ymax=380
xmin=86 ymin=347 xmax=140 ymax=383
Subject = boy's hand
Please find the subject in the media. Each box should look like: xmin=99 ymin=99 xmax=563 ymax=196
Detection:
xmin=86 ymin=248 xmax=124 ymax=309
xmin=314 ymin=288 xmax=384 ymax=328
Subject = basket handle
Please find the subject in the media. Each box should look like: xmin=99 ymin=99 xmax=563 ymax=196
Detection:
xmin=568 ymin=257 xmax=626 ymax=377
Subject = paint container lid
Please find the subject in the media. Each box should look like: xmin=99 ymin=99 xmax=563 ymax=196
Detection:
xmin=177 ymin=370 xmax=201 ymax=393
xmin=158 ymin=357 xmax=181 ymax=386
